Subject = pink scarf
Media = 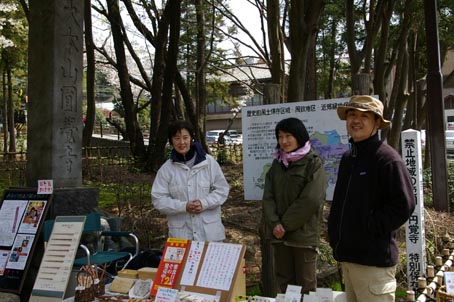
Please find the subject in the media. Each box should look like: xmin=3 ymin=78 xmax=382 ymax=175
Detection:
xmin=274 ymin=141 xmax=311 ymax=167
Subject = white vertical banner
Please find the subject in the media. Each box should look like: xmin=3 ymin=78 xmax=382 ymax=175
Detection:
xmin=401 ymin=129 xmax=426 ymax=291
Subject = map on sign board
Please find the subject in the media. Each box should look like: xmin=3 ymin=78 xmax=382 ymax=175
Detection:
xmin=241 ymin=97 xmax=352 ymax=201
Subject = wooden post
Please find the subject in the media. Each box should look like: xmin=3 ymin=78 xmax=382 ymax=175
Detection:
xmin=259 ymin=220 xmax=277 ymax=297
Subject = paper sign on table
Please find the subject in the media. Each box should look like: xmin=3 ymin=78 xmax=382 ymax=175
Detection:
xmin=155 ymin=287 xmax=179 ymax=302
xmin=446 ymin=272 xmax=454 ymax=294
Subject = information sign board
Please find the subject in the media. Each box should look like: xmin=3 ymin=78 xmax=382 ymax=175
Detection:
xmin=0 ymin=188 xmax=52 ymax=294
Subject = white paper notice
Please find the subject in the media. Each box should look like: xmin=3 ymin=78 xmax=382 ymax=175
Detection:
xmin=286 ymin=285 xmax=302 ymax=293
xmin=303 ymin=294 xmax=320 ymax=302
xmin=180 ymin=241 xmax=205 ymax=286
xmin=316 ymin=288 xmax=333 ymax=302
xmin=155 ymin=287 xmax=179 ymax=302
xmin=6 ymin=234 xmax=35 ymax=270
xmin=196 ymin=242 xmax=242 ymax=291
xmin=0 ymin=200 xmax=28 ymax=246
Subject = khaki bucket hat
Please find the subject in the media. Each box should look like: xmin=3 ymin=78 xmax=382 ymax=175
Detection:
xmin=337 ymin=95 xmax=391 ymax=129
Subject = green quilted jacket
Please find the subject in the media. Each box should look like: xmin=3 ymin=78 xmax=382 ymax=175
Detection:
xmin=262 ymin=150 xmax=326 ymax=247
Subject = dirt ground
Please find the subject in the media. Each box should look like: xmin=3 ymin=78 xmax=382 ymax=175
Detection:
xmin=109 ymin=161 xmax=454 ymax=296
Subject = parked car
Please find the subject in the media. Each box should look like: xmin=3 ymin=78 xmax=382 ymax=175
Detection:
xmin=205 ymin=133 xmax=233 ymax=145
xmin=206 ymin=130 xmax=243 ymax=144
xmin=206 ymin=135 xmax=218 ymax=144
xmin=205 ymin=130 xmax=237 ymax=145
xmin=447 ymin=122 xmax=454 ymax=130
xmin=206 ymin=130 xmax=225 ymax=138
xmin=229 ymin=133 xmax=243 ymax=144
xmin=225 ymin=130 xmax=243 ymax=144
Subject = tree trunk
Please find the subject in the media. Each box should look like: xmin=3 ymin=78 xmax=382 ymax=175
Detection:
xmin=345 ymin=0 xmax=360 ymax=75
xmin=2 ymin=72 xmax=7 ymax=153
xmin=325 ymin=17 xmax=337 ymax=99
xmin=346 ymin=0 xmax=386 ymax=94
xmin=351 ymin=74 xmax=371 ymax=96
xmin=267 ymin=0 xmax=285 ymax=102
xmin=404 ymin=32 xmax=417 ymax=130
xmin=195 ymin=0 xmax=207 ymax=142
xmin=83 ymin=0 xmax=96 ymax=147
xmin=147 ymin=2 xmax=169 ymax=166
xmin=107 ymin=0 xmax=145 ymax=161
xmin=373 ymin=1 xmax=394 ymax=103
xmin=259 ymin=217 xmax=277 ymax=297
xmin=264 ymin=84 xmax=281 ymax=104
xmin=416 ymin=79 xmax=426 ymax=130
xmin=305 ymin=33 xmax=317 ymax=101
xmin=7 ymin=67 xmax=16 ymax=153
xmin=287 ymin=0 xmax=324 ymax=102
xmin=384 ymin=0 xmax=413 ymax=145
xmin=176 ymin=71 xmax=197 ymax=126
xmin=150 ymin=0 xmax=181 ymax=171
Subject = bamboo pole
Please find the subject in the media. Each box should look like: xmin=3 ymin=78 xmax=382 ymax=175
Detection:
xmin=412 ymin=248 xmax=454 ymax=301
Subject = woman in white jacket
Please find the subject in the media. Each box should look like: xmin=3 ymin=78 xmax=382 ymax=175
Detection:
xmin=151 ymin=120 xmax=230 ymax=242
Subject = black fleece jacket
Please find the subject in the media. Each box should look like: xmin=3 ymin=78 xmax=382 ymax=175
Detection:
xmin=328 ymin=133 xmax=415 ymax=267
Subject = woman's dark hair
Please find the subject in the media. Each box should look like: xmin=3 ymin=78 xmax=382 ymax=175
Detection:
xmin=275 ymin=117 xmax=310 ymax=149
xmin=168 ymin=120 xmax=196 ymax=144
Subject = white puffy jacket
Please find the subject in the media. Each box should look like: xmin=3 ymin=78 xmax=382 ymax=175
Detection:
xmin=151 ymin=154 xmax=229 ymax=241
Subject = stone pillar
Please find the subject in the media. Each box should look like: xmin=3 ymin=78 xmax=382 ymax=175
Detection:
xmin=50 ymin=187 xmax=99 ymax=218
xmin=26 ymin=0 xmax=84 ymax=188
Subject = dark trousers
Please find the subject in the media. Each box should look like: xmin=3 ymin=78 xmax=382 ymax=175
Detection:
xmin=273 ymin=243 xmax=317 ymax=294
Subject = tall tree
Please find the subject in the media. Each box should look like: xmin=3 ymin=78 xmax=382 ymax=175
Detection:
xmin=267 ymin=0 xmax=285 ymax=102
xmin=385 ymin=0 xmax=416 ymax=148
xmin=106 ymin=0 xmax=146 ymax=160
xmin=373 ymin=0 xmax=395 ymax=105
xmin=317 ymin=0 xmax=347 ymax=99
xmin=287 ymin=0 xmax=324 ymax=102
xmin=195 ymin=0 xmax=207 ymax=142
xmin=83 ymin=0 xmax=96 ymax=147
xmin=345 ymin=0 xmax=385 ymax=94
xmin=6 ymin=68 xmax=15 ymax=153
xmin=1 ymin=72 xmax=6 ymax=152
xmin=150 ymin=0 xmax=182 ymax=170
xmin=0 ymin=1 xmax=28 ymax=153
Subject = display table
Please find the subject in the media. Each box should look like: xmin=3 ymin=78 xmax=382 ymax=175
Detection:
xmin=62 ymin=289 xmax=346 ymax=302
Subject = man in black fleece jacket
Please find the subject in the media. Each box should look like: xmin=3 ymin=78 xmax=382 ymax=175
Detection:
xmin=328 ymin=95 xmax=415 ymax=302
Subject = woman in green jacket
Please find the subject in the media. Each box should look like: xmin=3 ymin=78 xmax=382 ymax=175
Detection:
xmin=262 ymin=117 xmax=326 ymax=294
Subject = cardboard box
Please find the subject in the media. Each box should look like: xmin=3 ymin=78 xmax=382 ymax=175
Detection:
xmin=109 ymin=277 xmax=136 ymax=293
xmin=138 ymin=267 xmax=158 ymax=280
xmin=118 ymin=269 xmax=138 ymax=279
xmin=230 ymin=258 xmax=246 ymax=302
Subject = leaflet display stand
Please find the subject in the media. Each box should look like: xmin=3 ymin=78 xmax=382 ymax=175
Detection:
xmin=152 ymin=238 xmax=246 ymax=302
xmin=29 ymin=215 xmax=86 ymax=302
xmin=0 ymin=188 xmax=52 ymax=295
